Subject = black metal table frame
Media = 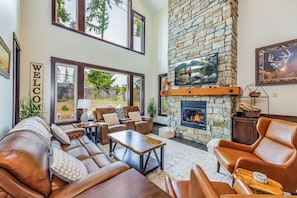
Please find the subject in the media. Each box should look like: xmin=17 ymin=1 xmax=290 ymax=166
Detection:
xmin=109 ymin=140 xmax=165 ymax=175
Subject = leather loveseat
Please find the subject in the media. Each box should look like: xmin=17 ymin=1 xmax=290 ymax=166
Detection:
xmin=0 ymin=116 xmax=169 ymax=198
xmin=214 ymin=117 xmax=297 ymax=193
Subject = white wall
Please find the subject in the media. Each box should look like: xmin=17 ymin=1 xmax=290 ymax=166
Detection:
xmin=0 ymin=0 xmax=20 ymax=136
xmin=238 ymin=0 xmax=297 ymax=116
xmin=152 ymin=3 xmax=169 ymax=124
xmin=20 ymin=0 xmax=156 ymax=122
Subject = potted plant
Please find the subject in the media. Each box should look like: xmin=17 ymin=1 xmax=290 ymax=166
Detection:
xmin=20 ymin=96 xmax=41 ymax=120
xmin=147 ymin=97 xmax=157 ymax=118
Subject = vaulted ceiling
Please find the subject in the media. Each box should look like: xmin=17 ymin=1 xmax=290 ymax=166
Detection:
xmin=139 ymin=0 xmax=167 ymax=14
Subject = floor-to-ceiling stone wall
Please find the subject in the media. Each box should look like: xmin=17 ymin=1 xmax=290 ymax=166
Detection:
xmin=167 ymin=0 xmax=238 ymax=144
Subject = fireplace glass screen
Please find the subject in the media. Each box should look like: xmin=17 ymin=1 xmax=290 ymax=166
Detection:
xmin=181 ymin=101 xmax=206 ymax=130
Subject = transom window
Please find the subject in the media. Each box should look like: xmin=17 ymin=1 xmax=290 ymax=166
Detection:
xmin=52 ymin=0 xmax=145 ymax=54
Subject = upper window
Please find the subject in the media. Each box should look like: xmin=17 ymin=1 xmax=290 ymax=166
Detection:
xmin=53 ymin=0 xmax=145 ymax=54
xmin=132 ymin=11 xmax=145 ymax=53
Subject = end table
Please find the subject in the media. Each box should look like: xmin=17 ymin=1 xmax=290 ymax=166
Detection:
xmin=233 ymin=168 xmax=283 ymax=195
xmin=72 ymin=121 xmax=99 ymax=144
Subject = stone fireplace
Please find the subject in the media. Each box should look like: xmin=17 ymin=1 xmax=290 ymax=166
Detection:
xmin=181 ymin=101 xmax=206 ymax=130
xmin=166 ymin=0 xmax=239 ymax=144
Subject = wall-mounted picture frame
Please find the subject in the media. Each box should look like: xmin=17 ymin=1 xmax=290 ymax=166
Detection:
xmin=256 ymin=39 xmax=297 ymax=86
xmin=0 ymin=36 xmax=11 ymax=79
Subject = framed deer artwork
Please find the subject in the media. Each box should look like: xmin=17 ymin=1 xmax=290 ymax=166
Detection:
xmin=256 ymin=39 xmax=297 ymax=86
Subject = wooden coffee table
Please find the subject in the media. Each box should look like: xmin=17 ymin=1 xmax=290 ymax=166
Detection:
xmin=107 ymin=130 xmax=166 ymax=175
xmin=233 ymin=168 xmax=283 ymax=195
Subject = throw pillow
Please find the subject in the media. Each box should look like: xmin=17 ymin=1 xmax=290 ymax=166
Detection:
xmin=128 ymin=111 xmax=142 ymax=122
xmin=32 ymin=116 xmax=51 ymax=132
xmin=103 ymin=113 xmax=120 ymax=126
xmin=50 ymin=147 xmax=88 ymax=182
xmin=51 ymin=124 xmax=71 ymax=145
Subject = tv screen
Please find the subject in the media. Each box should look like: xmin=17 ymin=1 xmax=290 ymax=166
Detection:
xmin=174 ymin=53 xmax=218 ymax=85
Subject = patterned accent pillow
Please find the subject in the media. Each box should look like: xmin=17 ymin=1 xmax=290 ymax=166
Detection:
xmin=51 ymin=124 xmax=71 ymax=144
xmin=103 ymin=113 xmax=120 ymax=126
xmin=128 ymin=111 xmax=142 ymax=122
xmin=50 ymin=147 xmax=88 ymax=182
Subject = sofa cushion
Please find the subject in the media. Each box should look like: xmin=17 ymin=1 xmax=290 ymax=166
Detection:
xmin=253 ymin=137 xmax=294 ymax=164
xmin=128 ymin=111 xmax=142 ymax=121
xmin=51 ymin=124 xmax=71 ymax=144
xmin=51 ymin=147 xmax=88 ymax=183
xmin=103 ymin=113 xmax=120 ymax=125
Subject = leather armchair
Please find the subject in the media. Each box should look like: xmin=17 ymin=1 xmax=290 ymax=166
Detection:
xmin=93 ymin=107 xmax=135 ymax=144
xmin=122 ymin=106 xmax=153 ymax=134
xmin=214 ymin=117 xmax=297 ymax=193
xmin=165 ymin=164 xmax=253 ymax=198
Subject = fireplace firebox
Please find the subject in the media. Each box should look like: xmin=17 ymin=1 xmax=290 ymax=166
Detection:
xmin=181 ymin=101 xmax=206 ymax=130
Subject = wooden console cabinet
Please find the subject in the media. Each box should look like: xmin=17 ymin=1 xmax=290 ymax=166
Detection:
xmin=232 ymin=116 xmax=258 ymax=145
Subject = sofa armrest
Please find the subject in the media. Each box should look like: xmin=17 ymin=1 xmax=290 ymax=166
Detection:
xmin=119 ymin=119 xmax=135 ymax=130
xmin=217 ymin=140 xmax=254 ymax=153
xmin=64 ymin=128 xmax=86 ymax=139
xmin=165 ymin=176 xmax=177 ymax=198
xmin=0 ymin=169 xmax=45 ymax=198
xmin=50 ymin=161 xmax=129 ymax=198
xmin=142 ymin=116 xmax=153 ymax=122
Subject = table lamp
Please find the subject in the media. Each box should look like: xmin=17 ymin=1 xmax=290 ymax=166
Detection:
xmin=77 ymin=99 xmax=91 ymax=122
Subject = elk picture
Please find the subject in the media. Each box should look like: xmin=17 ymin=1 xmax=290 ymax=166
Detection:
xmin=263 ymin=46 xmax=297 ymax=80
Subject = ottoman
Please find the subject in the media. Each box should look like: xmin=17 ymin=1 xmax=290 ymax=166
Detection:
xmin=158 ymin=127 xmax=175 ymax=139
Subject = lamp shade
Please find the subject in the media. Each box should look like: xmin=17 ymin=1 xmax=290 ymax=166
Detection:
xmin=77 ymin=99 xmax=91 ymax=109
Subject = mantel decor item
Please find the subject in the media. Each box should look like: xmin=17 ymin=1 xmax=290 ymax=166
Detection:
xmin=0 ymin=36 xmax=11 ymax=79
xmin=256 ymin=39 xmax=297 ymax=86
xmin=77 ymin=99 xmax=91 ymax=122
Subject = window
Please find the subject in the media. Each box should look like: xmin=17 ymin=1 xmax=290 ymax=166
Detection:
xmin=158 ymin=73 xmax=168 ymax=116
xmin=132 ymin=11 xmax=145 ymax=53
xmin=55 ymin=0 xmax=77 ymax=29
xmin=133 ymin=74 xmax=144 ymax=114
xmin=85 ymin=68 xmax=129 ymax=115
xmin=51 ymin=57 xmax=144 ymax=123
xmin=52 ymin=0 xmax=145 ymax=54
xmin=55 ymin=63 xmax=78 ymax=122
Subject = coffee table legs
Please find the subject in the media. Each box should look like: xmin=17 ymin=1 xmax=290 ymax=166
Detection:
xmin=108 ymin=141 xmax=165 ymax=175
xmin=139 ymin=146 xmax=164 ymax=174
xmin=160 ymin=146 xmax=164 ymax=170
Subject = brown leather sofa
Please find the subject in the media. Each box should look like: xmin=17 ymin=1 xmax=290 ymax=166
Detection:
xmin=93 ymin=107 xmax=135 ymax=144
xmin=165 ymin=164 xmax=253 ymax=198
xmin=0 ymin=117 xmax=169 ymax=198
xmin=214 ymin=116 xmax=297 ymax=193
xmin=123 ymin=106 xmax=153 ymax=134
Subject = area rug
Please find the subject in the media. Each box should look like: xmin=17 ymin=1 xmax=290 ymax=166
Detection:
xmin=98 ymin=134 xmax=232 ymax=191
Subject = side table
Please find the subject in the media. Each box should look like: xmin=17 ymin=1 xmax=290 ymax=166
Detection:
xmin=72 ymin=121 xmax=99 ymax=144
xmin=233 ymin=168 xmax=283 ymax=195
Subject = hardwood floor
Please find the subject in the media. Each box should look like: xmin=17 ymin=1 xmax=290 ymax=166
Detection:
xmin=152 ymin=123 xmax=207 ymax=151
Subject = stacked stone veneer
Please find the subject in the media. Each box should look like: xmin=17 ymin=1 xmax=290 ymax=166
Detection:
xmin=167 ymin=0 xmax=239 ymax=144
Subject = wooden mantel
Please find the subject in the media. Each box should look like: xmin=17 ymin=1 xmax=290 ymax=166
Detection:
xmin=160 ymin=86 xmax=242 ymax=96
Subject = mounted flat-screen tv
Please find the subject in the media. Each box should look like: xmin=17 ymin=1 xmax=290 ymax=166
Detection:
xmin=174 ymin=53 xmax=218 ymax=85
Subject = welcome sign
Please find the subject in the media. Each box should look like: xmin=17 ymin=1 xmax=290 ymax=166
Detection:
xmin=30 ymin=62 xmax=43 ymax=115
